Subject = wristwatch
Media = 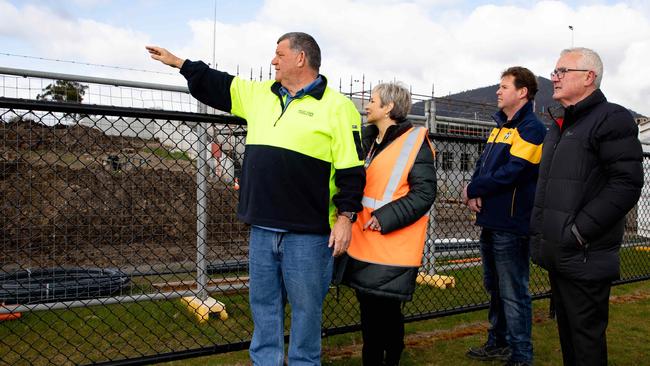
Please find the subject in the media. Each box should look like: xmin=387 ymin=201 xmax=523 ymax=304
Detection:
xmin=337 ymin=211 xmax=358 ymax=223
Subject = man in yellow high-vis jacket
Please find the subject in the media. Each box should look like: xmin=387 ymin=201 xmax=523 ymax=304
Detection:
xmin=147 ymin=32 xmax=365 ymax=366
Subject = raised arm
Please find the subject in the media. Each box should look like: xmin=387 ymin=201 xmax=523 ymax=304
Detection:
xmin=145 ymin=45 xmax=236 ymax=114
xmin=145 ymin=46 xmax=185 ymax=69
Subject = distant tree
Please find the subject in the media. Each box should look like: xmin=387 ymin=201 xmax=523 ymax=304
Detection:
xmin=37 ymin=80 xmax=88 ymax=103
xmin=37 ymin=80 xmax=88 ymax=123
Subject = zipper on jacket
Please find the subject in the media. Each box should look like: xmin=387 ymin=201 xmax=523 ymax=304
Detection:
xmin=274 ymin=94 xmax=291 ymax=126
xmin=510 ymin=188 xmax=517 ymax=217
xmin=274 ymin=111 xmax=285 ymax=126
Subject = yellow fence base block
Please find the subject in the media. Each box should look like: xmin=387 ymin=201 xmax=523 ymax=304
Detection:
xmin=635 ymin=246 xmax=650 ymax=252
xmin=416 ymin=273 xmax=456 ymax=289
xmin=181 ymin=296 xmax=228 ymax=323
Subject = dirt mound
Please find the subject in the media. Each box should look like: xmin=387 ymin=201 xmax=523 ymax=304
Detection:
xmin=1 ymin=120 xmax=247 ymax=270
xmin=2 ymin=118 xmax=148 ymax=154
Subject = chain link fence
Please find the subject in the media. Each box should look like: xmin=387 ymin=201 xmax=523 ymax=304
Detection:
xmin=1 ymin=69 xmax=649 ymax=365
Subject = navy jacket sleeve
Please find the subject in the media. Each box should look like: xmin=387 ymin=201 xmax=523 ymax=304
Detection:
xmin=333 ymin=166 xmax=366 ymax=213
xmin=180 ymin=60 xmax=235 ymax=113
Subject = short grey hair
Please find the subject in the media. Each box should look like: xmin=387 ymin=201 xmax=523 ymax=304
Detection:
xmin=561 ymin=47 xmax=604 ymax=88
xmin=372 ymin=82 xmax=412 ymax=121
xmin=277 ymin=32 xmax=321 ymax=72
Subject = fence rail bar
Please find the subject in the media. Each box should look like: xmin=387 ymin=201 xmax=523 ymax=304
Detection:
xmin=0 ymin=66 xmax=189 ymax=93
xmin=92 ymin=341 xmax=251 ymax=366
xmin=436 ymin=115 xmax=496 ymax=127
xmin=429 ymin=132 xmax=487 ymax=142
xmin=0 ymin=283 xmax=249 ymax=314
xmin=0 ymin=96 xmax=245 ymax=125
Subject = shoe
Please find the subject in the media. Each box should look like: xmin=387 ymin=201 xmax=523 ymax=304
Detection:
xmin=466 ymin=343 xmax=511 ymax=361
xmin=504 ymin=361 xmax=531 ymax=366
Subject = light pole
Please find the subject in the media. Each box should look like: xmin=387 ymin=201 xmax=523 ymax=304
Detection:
xmin=569 ymin=25 xmax=574 ymax=47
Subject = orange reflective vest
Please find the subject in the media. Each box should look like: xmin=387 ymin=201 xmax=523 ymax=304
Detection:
xmin=348 ymin=126 xmax=431 ymax=267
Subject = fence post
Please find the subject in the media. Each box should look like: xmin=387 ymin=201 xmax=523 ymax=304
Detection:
xmin=195 ymin=104 xmax=209 ymax=301
xmin=426 ymin=214 xmax=437 ymax=276
xmin=183 ymin=103 xmax=228 ymax=322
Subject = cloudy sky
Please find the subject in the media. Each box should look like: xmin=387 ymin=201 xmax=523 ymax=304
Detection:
xmin=1 ymin=0 xmax=649 ymax=115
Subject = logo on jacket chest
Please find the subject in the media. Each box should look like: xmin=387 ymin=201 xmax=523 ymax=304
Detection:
xmin=503 ymin=131 xmax=512 ymax=140
xmin=298 ymin=109 xmax=314 ymax=117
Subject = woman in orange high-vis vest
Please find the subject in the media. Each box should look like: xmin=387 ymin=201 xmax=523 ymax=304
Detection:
xmin=342 ymin=82 xmax=436 ymax=366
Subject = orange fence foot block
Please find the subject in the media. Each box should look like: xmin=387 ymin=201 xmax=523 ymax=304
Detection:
xmin=0 ymin=303 xmax=22 ymax=322
xmin=0 ymin=312 xmax=22 ymax=322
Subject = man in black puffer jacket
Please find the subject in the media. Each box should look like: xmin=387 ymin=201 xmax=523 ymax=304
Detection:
xmin=531 ymin=47 xmax=643 ymax=366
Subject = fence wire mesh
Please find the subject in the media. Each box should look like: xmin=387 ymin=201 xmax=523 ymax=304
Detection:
xmin=1 ymin=71 xmax=649 ymax=366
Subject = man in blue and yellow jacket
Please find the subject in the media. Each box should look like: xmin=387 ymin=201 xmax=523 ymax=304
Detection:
xmin=147 ymin=32 xmax=365 ymax=366
xmin=463 ymin=67 xmax=546 ymax=366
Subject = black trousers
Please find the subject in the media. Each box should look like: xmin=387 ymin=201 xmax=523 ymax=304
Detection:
xmin=356 ymin=291 xmax=405 ymax=366
xmin=549 ymin=273 xmax=611 ymax=366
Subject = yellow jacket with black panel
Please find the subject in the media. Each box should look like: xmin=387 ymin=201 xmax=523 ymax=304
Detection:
xmin=466 ymin=101 xmax=546 ymax=235
xmin=180 ymin=60 xmax=365 ymax=233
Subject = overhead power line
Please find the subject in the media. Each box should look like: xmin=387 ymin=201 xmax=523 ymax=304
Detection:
xmin=0 ymin=52 xmax=176 ymax=75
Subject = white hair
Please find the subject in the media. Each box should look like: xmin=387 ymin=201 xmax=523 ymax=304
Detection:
xmin=372 ymin=82 xmax=412 ymax=121
xmin=561 ymin=47 xmax=604 ymax=88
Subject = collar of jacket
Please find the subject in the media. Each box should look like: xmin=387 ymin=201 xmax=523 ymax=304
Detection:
xmin=362 ymin=121 xmax=413 ymax=152
xmin=271 ymin=74 xmax=328 ymax=101
xmin=492 ymin=100 xmax=534 ymax=127
xmin=563 ymin=89 xmax=606 ymax=127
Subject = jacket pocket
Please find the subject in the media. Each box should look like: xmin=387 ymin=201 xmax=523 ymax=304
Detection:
xmin=570 ymin=224 xmax=590 ymax=263
xmin=560 ymin=214 xmax=578 ymax=248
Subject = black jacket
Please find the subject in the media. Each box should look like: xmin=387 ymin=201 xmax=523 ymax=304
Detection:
xmin=530 ymin=89 xmax=643 ymax=281
xmin=343 ymin=122 xmax=437 ymax=301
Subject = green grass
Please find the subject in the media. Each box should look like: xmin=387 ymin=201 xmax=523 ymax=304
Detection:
xmin=1 ymin=251 xmax=649 ymax=365
xmin=164 ymin=280 xmax=650 ymax=366
xmin=0 ymin=291 xmax=254 ymax=365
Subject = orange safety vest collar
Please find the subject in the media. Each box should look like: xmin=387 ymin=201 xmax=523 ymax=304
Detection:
xmin=348 ymin=126 xmax=431 ymax=267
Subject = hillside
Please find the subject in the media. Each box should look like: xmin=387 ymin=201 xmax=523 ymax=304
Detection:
xmin=442 ymin=77 xmax=558 ymax=115
xmin=415 ymin=77 xmax=644 ymax=122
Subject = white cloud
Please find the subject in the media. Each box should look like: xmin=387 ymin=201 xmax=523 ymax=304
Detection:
xmin=0 ymin=3 xmax=150 ymax=66
xmin=607 ymin=40 xmax=650 ymax=115
xmin=68 ymin=0 xmax=111 ymax=7
xmin=1 ymin=0 xmax=649 ymax=115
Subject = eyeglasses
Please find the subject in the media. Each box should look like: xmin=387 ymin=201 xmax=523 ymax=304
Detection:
xmin=550 ymin=67 xmax=591 ymax=79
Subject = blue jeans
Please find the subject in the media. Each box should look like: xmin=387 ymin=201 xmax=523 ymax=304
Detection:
xmin=248 ymin=227 xmax=333 ymax=366
xmin=480 ymin=229 xmax=533 ymax=363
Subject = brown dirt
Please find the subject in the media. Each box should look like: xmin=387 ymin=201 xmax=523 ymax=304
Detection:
xmin=323 ymin=291 xmax=650 ymax=361
xmin=1 ymin=119 xmax=247 ymax=271
xmin=1 ymin=119 xmax=476 ymax=271
xmin=323 ymin=314 xmax=545 ymax=361
xmin=609 ymin=289 xmax=650 ymax=304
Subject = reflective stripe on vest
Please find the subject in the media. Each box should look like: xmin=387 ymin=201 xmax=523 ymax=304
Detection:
xmin=361 ymin=127 xmax=422 ymax=210
xmin=348 ymin=126 xmax=431 ymax=267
